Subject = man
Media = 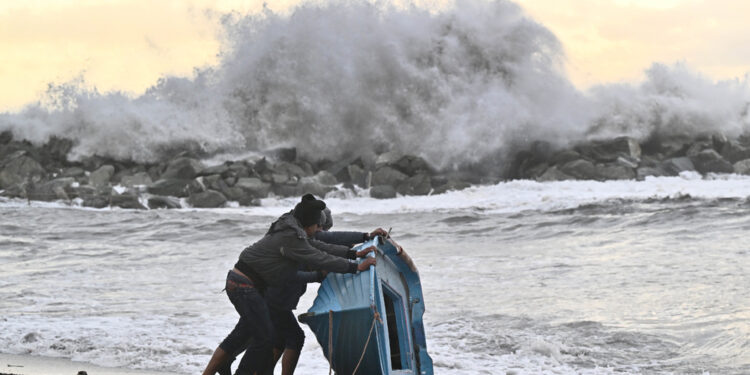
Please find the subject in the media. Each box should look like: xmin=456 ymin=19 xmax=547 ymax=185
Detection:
xmin=264 ymin=208 xmax=387 ymax=375
xmin=202 ymin=194 xmax=376 ymax=375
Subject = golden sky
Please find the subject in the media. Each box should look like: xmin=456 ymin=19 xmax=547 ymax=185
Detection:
xmin=1 ymin=0 xmax=749 ymax=111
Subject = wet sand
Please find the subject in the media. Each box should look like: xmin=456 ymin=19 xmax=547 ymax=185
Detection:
xmin=0 ymin=354 xmax=178 ymax=375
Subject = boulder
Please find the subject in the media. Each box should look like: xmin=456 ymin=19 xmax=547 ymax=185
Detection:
xmin=147 ymin=179 xmax=192 ymax=197
xmin=396 ymin=173 xmax=432 ymax=196
xmin=120 ymin=172 xmax=153 ymax=188
xmin=78 ymin=186 xmax=109 ymax=208
xmin=690 ymin=149 xmax=733 ymax=174
xmin=0 ymin=155 xmax=45 ymax=189
xmin=61 ymin=167 xmax=86 ymax=178
xmin=197 ymin=164 xmax=231 ymax=177
xmin=234 ymin=177 xmax=271 ymax=198
xmin=147 ymin=196 xmax=182 ymax=209
xmin=297 ymin=171 xmax=339 ymax=198
xmin=549 ymin=150 xmax=582 ymax=167
xmin=733 ymin=159 xmax=750 ymax=175
xmin=432 ymin=179 xmax=471 ymax=194
xmin=27 ymin=177 xmax=75 ymax=201
xmin=721 ymin=141 xmax=750 ymax=163
xmin=188 ymin=190 xmax=227 ymax=208
xmin=370 ymin=185 xmax=397 ymax=199
xmin=685 ymin=140 xmax=714 ymax=157
xmin=347 ymin=164 xmax=369 ymax=188
xmin=327 ymin=155 xmax=364 ymax=183
xmin=536 ymin=166 xmax=574 ymax=182
xmin=559 ymin=159 xmax=598 ymax=180
xmin=371 ymin=166 xmax=408 ymax=187
xmin=596 ymin=163 xmax=636 ymax=180
xmin=264 ymin=147 xmax=297 ymax=162
xmin=375 ymin=151 xmax=402 ymax=168
xmin=636 ymin=167 xmax=667 ymax=180
xmin=0 ymin=183 xmax=26 ymax=198
xmin=89 ymin=165 xmax=115 ymax=188
xmin=392 ymin=155 xmax=434 ymax=176
xmin=576 ymin=137 xmax=641 ymax=162
xmin=41 ymin=136 xmax=73 ymax=165
xmin=661 ymin=157 xmax=696 ymax=176
xmin=111 ymin=192 xmax=147 ymax=210
xmin=161 ymin=157 xmax=204 ymax=180
xmin=0 ymin=130 xmax=12 ymax=144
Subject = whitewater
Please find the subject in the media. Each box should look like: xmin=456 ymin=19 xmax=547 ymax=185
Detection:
xmin=1 ymin=176 xmax=749 ymax=374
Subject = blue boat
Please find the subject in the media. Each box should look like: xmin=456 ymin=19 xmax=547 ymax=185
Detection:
xmin=298 ymin=236 xmax=434 ymax=375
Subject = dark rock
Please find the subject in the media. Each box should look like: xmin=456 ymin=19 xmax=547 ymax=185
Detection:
xmin=576 ymin=137 xmax=641 ymax=162
xmin=661 ymin=157 xmax=696 ymax=175
xmin=120 ymin=172 xmax=153 ymax=188
xmin=712 ymin=133 xmax=729 ymax=152
xmin=272 ymin=184 xmax=303 ymax=197
xmin=89 ymin=165 xmax=115 ymax=188
xmin=228 ymin=163 xmax=252 ymax=179
xmin=597 ymin=163 xmax=635 ymax=180
xmin=265 ymin=147 xmax=297 ymax=162
xmin=234 ymin=177 xmax=271 ymax=198
xmin=636 ymin=167 xmax=667 ymax=180
xmin=375 ymin=151 xmax=402 ymax=168
xmin=296 ymin=171 xmax=339 ymax=197
xmin=690 ymin=149 xmax=733 ymax=174
xmin=42 ymin=136 xmax=73 ymax=164
xmin=392 ymin=155 xmax=434 ymax=176
xmin=161 ymin=157 xmax=204 ymax=180
xmin=536 ymin=166 xmax=574 ymax=182
xmin=197 ymin=164 xmax=230 ymax=177
xmin=80 ymin=155 xmax=110 ymax=171
xmin=27 ymin=177 xmax=75 ymax=201
xmin=147 ymin=196 xmax=182 ymax=209
xmin=685 ymin=140 xmax=713 ymax=157
xmin=61 ymin=167 xmax=86 ymax=178
xmin=641 ymin=135 xmax=689 ymax=157
xmin=396 ymin=173 xmax=431 ymax=196
xmin=524 ymin=163 xmax=549 ymax=180
xmin=615 ymin=156 xmax=639 ymax=169
xmin=0 ymin=130 xmax=12 ymax=144
xmin=347 ymin=164 xmax=368 ymax=187
xmin=432 ymin=179 xmax=471 ymax=194
xmin=111 ymin=192 xmax=147 ymax=210
xmin=271 ymin=172 xmax=292 ymax=185
xmin=202 ymin=174 xmax=227 ymax=191
xmin=0 ymin=155 xmax=46 ymax=189
xmin=559 ymin=159 xmax=598 ymax=180
xmin=147 ymin=179 xmax=192 ymax=197
xmin=188 ymin=190 xmax=227 ymax=208
xmin=371 ymin=166 xmax=408 ymax=187
xmin=733 ymin=159 xmax=750 ymax=175
xmin=80 ymin=187 xmax=110 ymax=208
xmin=549 ymin=150 xmax=581 ymax=166
xmin=720 ymin=141 xmax=750 ymax=163
xmin=0 ymin=183 xmax=27 ymax=198
xmin=327 ymin=155 xmax=364 ymax=183
xmin=370 ymin=185 xmax=397 ymax=199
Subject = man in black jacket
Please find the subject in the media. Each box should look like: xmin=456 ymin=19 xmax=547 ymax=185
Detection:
xmin=202 ymin=194 xmax=376 ymax=375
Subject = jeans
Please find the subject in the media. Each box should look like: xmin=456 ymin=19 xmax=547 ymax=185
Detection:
xmin=218 ymin=270 xmax=274 ymax=375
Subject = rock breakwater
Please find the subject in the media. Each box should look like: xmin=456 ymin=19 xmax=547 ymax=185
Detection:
xmin=2 ymin=130 xmax=750 ymax=209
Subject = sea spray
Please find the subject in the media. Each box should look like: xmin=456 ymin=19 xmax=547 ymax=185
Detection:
xmin=0 ymin=0 xmax=749 ymax=169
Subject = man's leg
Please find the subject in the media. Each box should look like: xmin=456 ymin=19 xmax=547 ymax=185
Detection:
xmin=280 ymin=348 xmax=301 ymax=375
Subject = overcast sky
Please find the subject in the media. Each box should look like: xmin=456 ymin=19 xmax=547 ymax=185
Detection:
xmin=1 ymin=0 xmax=748 ymax=110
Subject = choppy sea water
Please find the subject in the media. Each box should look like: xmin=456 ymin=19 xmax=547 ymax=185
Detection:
xmin=1 ymin=176 xmax=749 ymax=374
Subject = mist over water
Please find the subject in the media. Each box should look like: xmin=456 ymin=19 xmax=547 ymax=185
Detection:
xmin=1 ymin=0 xmax=749 ymax=168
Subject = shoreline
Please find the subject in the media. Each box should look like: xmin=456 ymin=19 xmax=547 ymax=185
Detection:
xmin=0 ymin=354 xmax=179 ymax=375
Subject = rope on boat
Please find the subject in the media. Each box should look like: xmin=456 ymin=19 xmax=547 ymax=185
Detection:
xmin=352 ymin=311 xmax=380 ymax=375
xmin=326 ymin=310 xmax=382 ymax=375
xmin=328 ymin=310 xmax=333 ymax=375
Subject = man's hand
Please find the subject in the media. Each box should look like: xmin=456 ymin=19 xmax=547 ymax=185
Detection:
xmin=357 ymin=257 xmax=376 ymax=271
xmin=356 ymin=246 xmax=376 ymax=258
xmin=369 ymin=228 xmax=388 ymax=238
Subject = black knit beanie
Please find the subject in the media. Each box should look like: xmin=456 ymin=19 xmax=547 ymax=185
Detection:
xmin=293 ymin=194 xmax=327 ymax=227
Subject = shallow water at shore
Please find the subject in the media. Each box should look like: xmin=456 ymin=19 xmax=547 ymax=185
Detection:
xmin=1 ymin=178 xmax=749 ymax=374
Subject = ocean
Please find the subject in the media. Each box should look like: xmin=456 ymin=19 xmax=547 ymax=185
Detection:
xmin=1 ymin=176 xmax=749 ymax=374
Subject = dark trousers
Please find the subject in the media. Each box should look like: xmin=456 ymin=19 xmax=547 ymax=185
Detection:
xmin=218 ymin=270 xmax=274 ymax=375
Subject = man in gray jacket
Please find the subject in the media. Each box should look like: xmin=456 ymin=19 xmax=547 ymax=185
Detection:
xmin=202 ymin=194 xmax=376 ymax=375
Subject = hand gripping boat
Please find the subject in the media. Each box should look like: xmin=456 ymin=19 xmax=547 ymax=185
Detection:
xmin=298 ymin=236 xmax=434 ymax=375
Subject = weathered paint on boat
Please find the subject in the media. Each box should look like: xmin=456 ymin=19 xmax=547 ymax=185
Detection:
xmin=299 ymin=236 xmax=433 ymax=375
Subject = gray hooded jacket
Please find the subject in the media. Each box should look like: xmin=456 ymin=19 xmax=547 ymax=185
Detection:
xmin=237 ymin=211 xmax=358 ymax=287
